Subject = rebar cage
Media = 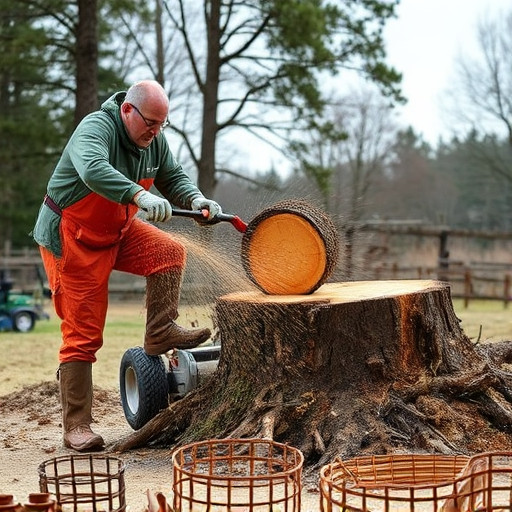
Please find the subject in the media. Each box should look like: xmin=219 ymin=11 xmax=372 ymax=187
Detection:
xmin=38 ymin=454 xmax=126 ymax=512
xmin=172 ymin=438 xmax=304 ymax=512
xmin=320 ymin=452 xmax=512 ymax=512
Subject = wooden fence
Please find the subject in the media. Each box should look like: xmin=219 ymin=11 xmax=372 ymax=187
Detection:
xmin=368 ymin=261 xmax=511 ymax=308
xmin=2 ymin=244 xmax=511 ymax=308
xmin=357 ymin=222 xmax=512 ymax=309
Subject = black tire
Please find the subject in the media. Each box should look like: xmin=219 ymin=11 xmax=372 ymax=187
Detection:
xmin=12 ymin=311 xmax=35 ymax=332
xmin=119 ymin=347 xmax=169 ymax=430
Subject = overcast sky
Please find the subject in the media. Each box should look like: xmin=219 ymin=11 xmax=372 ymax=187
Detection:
xmin=234 ymin=1 xmax=512 ymax=173
xmin=384 ymin=0 xmax=511 ymax=145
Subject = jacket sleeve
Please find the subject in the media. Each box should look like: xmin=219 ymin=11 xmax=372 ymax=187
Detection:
xmin=65 ymin=114 xmax=143 ymax=205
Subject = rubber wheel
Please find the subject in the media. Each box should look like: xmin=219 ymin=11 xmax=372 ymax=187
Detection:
xmin=119 ymin=347 xmax=169 ymax=430
xmin=12 ymin=311 xmax=35 ymax=332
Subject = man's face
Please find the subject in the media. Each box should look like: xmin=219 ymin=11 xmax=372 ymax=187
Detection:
xmin=122 ymin=102 xmax=169 ymax=148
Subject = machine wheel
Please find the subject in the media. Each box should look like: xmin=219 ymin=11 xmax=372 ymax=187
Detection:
xmin=119 ymin=346 xmax=169 ymax=430
xmin=12 ymin=311 xmax=35 ymax=332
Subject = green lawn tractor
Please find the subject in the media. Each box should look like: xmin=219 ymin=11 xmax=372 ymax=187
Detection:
xmin=0 ymin=270 xmax=49 ymax=332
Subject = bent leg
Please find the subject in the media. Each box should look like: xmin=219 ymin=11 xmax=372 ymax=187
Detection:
xmin=114 ymin=217 xmax=186 ymax=276
xmin=114 ymin=219 xmax=210 ymax=354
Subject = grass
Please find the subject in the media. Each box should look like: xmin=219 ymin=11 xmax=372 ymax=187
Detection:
xmin=452 ymin=298 xmax=512 ymax=343
xmin=0 ymin=296 xmax=511 ymax=397
xmin=0 ymin=299 xmax=215 ymax=395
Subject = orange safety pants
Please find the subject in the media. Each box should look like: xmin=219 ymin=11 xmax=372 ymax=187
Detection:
xmin=40 ymin=218 xmax=186 ymax=363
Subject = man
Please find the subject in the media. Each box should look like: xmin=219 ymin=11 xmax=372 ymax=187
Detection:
xmin=32 ymin=80 xmax=222 ymax=452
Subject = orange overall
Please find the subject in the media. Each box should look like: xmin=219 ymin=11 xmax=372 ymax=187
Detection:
xmin=40 ymin=188 xmax=185 ymax=363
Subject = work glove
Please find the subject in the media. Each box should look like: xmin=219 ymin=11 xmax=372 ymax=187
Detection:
xmin=191 ymin=196 xmax=222 ymax=221
xmin=133 ymin=191 xmax=173 ymax=222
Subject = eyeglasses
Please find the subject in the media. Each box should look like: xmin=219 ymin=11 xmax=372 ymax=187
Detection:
xmin=130 ymin=103 xmax=169 ymax=130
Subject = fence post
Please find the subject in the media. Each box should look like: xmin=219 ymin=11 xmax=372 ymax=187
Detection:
xmin=437 ymin=230 xmax=450 ymax=282
xmin=464 ymin=270 xmax=472 ymax=309
xmin=504 ymin=274 xmax=510 ymax=309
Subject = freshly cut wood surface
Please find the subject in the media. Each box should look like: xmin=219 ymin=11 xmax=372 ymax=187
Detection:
xmin=241 ymin=199 xmax=340 ymax=295
xmin=221 ymin=279 xmax=446 ymax=304
xmin=245 ymin=212 xmax=327 ymax=295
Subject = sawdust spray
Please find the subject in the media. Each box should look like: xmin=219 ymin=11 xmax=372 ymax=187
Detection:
xmin=156 ymin=222 xmax=257 ymax=337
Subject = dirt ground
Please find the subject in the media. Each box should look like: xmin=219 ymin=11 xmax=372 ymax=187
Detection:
xmin=3 ymin=363 xmax=512 ymax=511
xmin=0 ymin=381 xmax=321 ymax=511
xmin=2 ymin=298 xmax=512 ymax=512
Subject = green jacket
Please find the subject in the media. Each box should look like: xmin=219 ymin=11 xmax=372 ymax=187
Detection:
xmin=33 ymin=91 xmax=203 ymax=256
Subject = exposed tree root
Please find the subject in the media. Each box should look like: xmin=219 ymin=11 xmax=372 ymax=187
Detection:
xmin=110 ymin=282 xmax=512 ymax=471
xmin=384 ymin=395 xmax=459 ymax=453
xmin=476 ymin=340 xmax=512 ymax=365
xmin=395 ymin=365 xmax=499 ymax=401
xmin=110 ymin=391 xmax=203 ymax=452
xmin=475 ymin=388 xmax=512 ymax=430
xmin=228 ymin=387 xmax=281 ymax=439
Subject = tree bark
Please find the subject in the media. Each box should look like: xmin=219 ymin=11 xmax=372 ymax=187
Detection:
xmin=198 ymin=0 xmax=221 ymax=197
xmin=75 ymin=0 xmax=98 ymax=125
xmin=111 ymin=280 xmax=512 ymax=471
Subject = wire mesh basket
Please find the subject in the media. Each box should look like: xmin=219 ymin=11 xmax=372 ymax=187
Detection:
xmin=172 ymin=438 xmax=304 ymax=512
xmin=38 ymin=454 xmax=126 ymax=512
xmin=445 ymin=452 xmax=512 ymax=512
xmin=320 ymin=452 xmax=512 ymax=512
xmin=319 ymin=453 xmax=470 ymax=512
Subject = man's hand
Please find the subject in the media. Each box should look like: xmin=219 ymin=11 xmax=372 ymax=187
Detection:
xmin=191 ymin=196 xmax=222 ymax=220
xmin=133 ymin=191 xmax=173 ymax=222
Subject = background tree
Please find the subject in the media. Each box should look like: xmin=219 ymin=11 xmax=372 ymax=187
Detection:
xmin=76 ymin=0 xmax=99 ymax=123
xmin=331 ymin=89 xmax=398 ymax=224
xmin=447 ymin=8 xmax=512 ymax=183
xmin=0 ymin=0 xmax=138 ymax=249
xmin=10 ymin=0 xmax=512 ymax=256
xmin=125 ymin=0 xmax=404 ymax=197
xmin=374 ymin=128 xmax=457 ymax=225
xmin=0 ymin=0 xmax=64 ymax=249
xmin=435 ymin=134 xmax=512 ymax=232
xmin=283 ymin=87 xmax=400 ymax=219
xmin=331 ymin=88 xmax=399 ymax=275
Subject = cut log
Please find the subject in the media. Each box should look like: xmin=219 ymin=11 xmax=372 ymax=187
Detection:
xmin=111 ymin=280 xmax=512 ymax=470
xmin=241 ymin=200 xmax=340 ymax=294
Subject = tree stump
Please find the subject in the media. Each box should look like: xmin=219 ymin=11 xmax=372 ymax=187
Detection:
xmin=112 ymin=280 xmax=512 ymax=470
